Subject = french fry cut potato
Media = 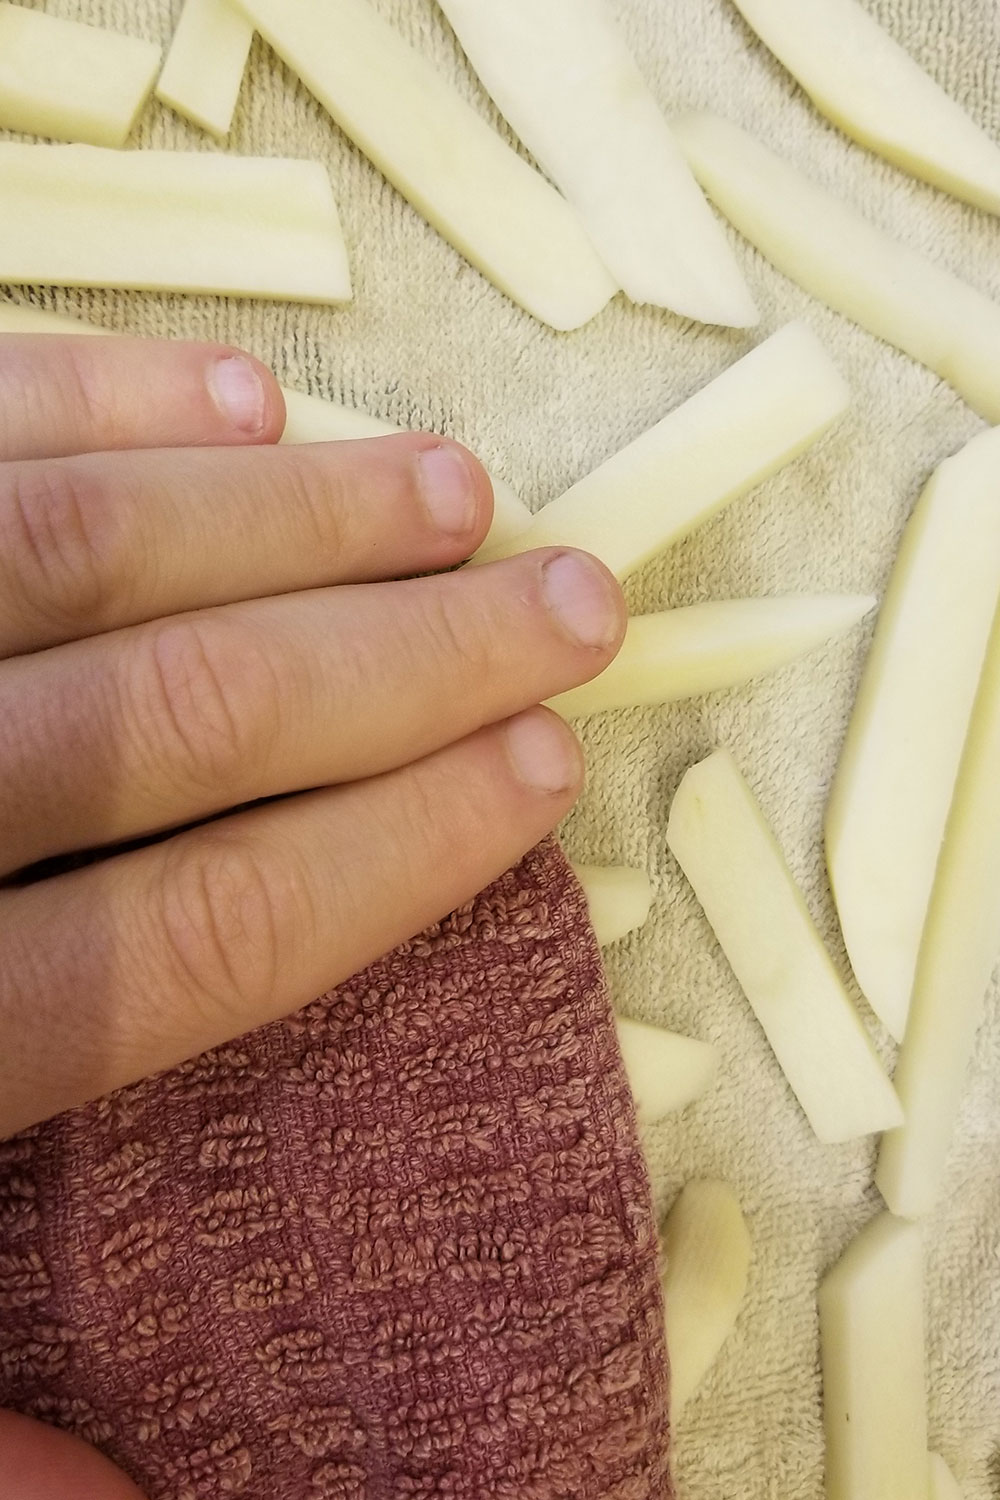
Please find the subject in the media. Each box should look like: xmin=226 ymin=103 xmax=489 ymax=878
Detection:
xmin=0 ymin=145 xmax=351 ymax=305
xmin=572 ymin=863 xmax=653 ymax=946
xmin=667 ymin=749 xmax=902 ymax=1144
xmin=929 ymin=1453 xmax=963 ymax=1500
xmin=156 ymin=0 xmax=254 ymax=139
xmin=436 ymin=0 xmax=756 ymax=327
xmin=674 ymin=112 xmax=1000 ymax=424
xmin=616 ymin=1019 xmax=718 ymax=1123
xmin=827 ymin=428 xmax=1000 ymax=1042
xmin=660 ymin=1181 xmax=751 ymax=1418
xmin=731 ymin=0 xmax=1000 ymax=216
xmin=475 ymin=322 xmax=849 ymax=580
xmin=876 ymin=596 xmax=1000 ymax=1220
xmin=0 ymin=3 xmax=160 ymax=149
xmin=549 ymin=594 xmax=874 ymax=718
xmin=818 ymin=1213 xmax=928 ymax=1500
xmin=233 ymin=0 xmax=616 ymax=331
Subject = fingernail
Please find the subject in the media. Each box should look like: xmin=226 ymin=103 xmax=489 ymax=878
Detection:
xmin=209 ymin=355 xmax=267 ymax=434
xmin=504 ymin=710 xmax=582 ymax=794
xmin=418 ymin=444 xmax=479 ymax=536
xmin=542 ymin=551 xmax=621 ymax=649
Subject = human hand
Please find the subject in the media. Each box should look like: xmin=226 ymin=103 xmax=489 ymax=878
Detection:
xmin=0 ymin=334 xmax=626 ymax=1139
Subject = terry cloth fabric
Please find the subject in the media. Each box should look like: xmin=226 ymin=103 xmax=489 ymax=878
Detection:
xmin=1 ymin=0 xmax=1000 ymax=1496
xmin=0 ymin=843 xmax=670 ymax=1499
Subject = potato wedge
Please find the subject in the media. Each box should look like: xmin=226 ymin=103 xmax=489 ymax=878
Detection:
xmin=876 ymin=596 xmax=1000 ymax=1220
xmin=732 ymin=0 xmax=1000 ymax=215
xmin=616 ymin=1019 xmax=718 ymax=1123
xmin=660 ymin=1181 xmax=751 ymax=1418
xmin=674 ymin=111 xmax=1000 ymax=423
xmin=156 ymin=0 xmax=254 ymax=139
xmin=929 ymin=1453 xmax=963 ymax=1500
xmin=475 ymin=322 xmax=849 ymax=580
xmin=549 ymin=594 xmax=874 ymax=718
xmin=437 ymin=0 xmax=756 ymax=326
xmin=233 ymin=0 xmax=616 ymax=331
xmin=572 ymin=863 xmax=653 ymax=946
xmin=819 ymin=1213 xmax=928 ymax=1500
xmin=667 ymin=749 xmax=901 ymax=1144
xmin=827 ymin=428 xmax=1000 ymax=1042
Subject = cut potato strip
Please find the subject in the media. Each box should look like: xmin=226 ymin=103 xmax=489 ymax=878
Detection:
xmin=0 ymin=145 xmax=351 ymax=305
xmin=549 ymin=594 xmax=874 ymax=718
xmin=0 ymin=299 xmax=529 ymax=554
xmin=616 ymin=1019 xmax=718 ymax=1123
xmin=475 ymin=322 xmax=849 ymax=580
xmin=876 ymin=597 xmax=1000 ymax=1220
xmin=572 ymin=863 xmax=653 ymax=946
xmin=819 ymin=1213 xmax=928 ymax=1500
xmin=0 ymin=3 xmax=160 ymax=149
xmin=233 ymin=0 xmax=616 ymax=331
xmin=156 ymin=0 xmax=254 ymax=139
xmin=667 ymin=749 xmax=902 ymax=1144
xmin=436 ymin=0 xmax=756 ymax=326
xmin=674 ymin=112 xmax=1000 ymax=423
xmin=731 ymin=0 xmax=1000 ymax=216
xmin=929 ymin=1453 xmax=963 ymax=1500
xmin=827 ymin=429 xmax=1000 ymax=1042
xmin=660 ymin=1181 xmax=751 ymax=1417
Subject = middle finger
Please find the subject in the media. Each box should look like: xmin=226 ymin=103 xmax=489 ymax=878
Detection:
xmin=0 ymin=549 xmax=624 ymax=875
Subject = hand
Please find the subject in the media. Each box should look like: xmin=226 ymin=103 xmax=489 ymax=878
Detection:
xmin=0 ymin=334 xmax=626 ymax=1140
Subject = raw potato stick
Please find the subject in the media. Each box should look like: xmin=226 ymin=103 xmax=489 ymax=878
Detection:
xmin=827 ymin=429 xmax=1000 ymax=1042
xmin=876 ymin=596 xmax=1000 ymax=1220
xmin=929 ymin=1454 xmax=963 ymax=1500
xmin=156 ymin=0 xmax=254 ymax=139
xmin=436 ymin=0 xmax=757 ymax=327
xmin=616 ymin=1019 xmax=718 ymax=1122
xmin=667 ymin=749 xmax=902 ymax=1144
xmin=731 ymin=0 xmax=1000 ymax=215
xmin=674 ymin=112 xmax=1000 ymax=423
xmin=660 ymin=1181 xmax=751 ymax=1417
xmin=232 ymin=0 xmax=616 ymax=332
xmin=572 ymin=863 xmax=653 ymax=946
xmin=0 ymin=145 xmax=351 ymax=305
xmin=0 ymin=3 xmax=160 ymax=149
xmin=549 ymin=594 xmax=875 ymax=717
xmin=0 ymin=299 xmax=530 ymax=554
xmin=475 ymin=322 xmax=850 ymax=580
xmin=818 ymin=1213 xmax=928 ymax=1500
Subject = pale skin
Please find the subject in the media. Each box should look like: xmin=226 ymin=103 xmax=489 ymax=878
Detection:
xmin=0 ymin=333 xmax=627 ymax=1496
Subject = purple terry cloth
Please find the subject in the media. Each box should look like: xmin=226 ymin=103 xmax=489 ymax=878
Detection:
xmin=0 ymin=840 xmax=671 ymax=1499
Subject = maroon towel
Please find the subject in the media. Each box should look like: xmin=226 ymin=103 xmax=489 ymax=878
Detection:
xmin=0 ymin=840 xmax=671 ymax=1499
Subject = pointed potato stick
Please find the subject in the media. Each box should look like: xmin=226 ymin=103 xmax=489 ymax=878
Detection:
xmin=616 ymin=1019 xmax=718 ymax=1123
xmin=667 ymin=749 xmax=902 ymax=1144
xmin=0 ymin=145 xmax=351 ymax=305
xmin=571 ymin=863 xmax=653 ymax=945
xmin=731 ymin=0 xmax=1000 ymax=216
xmin=0 ymin=3 xmax=160 ymax=149
xmin=475 ymin=322 xmax=849 ymax=579
xmin=156 ymin=0 xmax=254 ymax=139
xmin=827 ymin=429 xmax=1000 ymax=1042
xmin=232 ymin=0 xmax=616 ymax=331
xmin=876 ymin=598 xmax=1000 ymax=1220
xmin=660 ymin=1181 xmax=751 ymax=1418
xmin=0 ymin=299 xmax=530 ymax=554
xmin=929 ymin=1454 xmax=963 ymax=1500
xmin=819 ymin=1214 xmax=928 ymax=1500
xmin=549 ymin=594 xmax=875 ymax=718
xmin=436 ymin=0 xmax=756 ymax=327
xmin=674 ymin=112 xmax=1000 ymax=423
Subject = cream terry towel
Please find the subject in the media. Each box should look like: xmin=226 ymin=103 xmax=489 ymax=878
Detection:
xmin=3 ymin=0 xmax=1000 ymax=1496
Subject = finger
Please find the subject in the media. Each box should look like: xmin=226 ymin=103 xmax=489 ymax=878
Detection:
xmin=0 ymin=710 xmax=583 ymax=1134
xmin=0 ymin=550 xmax=623 ymax=874
xmin=0 ymin=1413 xmax=147 ymax=1500
xmin=0 ymin=435 xmax=493 ymax=657
xmin=0 ymin=334 xmax=285 ymax=463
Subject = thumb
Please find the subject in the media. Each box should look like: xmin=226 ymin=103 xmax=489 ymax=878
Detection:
xmin=0 ymin=1412 xmax=147 ymax=1500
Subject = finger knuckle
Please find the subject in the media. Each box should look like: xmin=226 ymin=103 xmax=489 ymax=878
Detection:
xmin=275 ymin=449 xmax=351 ymax=560
xmin=418 ymin=586 xmax=492 ymax=682
xmin=6 ymin=461 xmax=118 ymax=633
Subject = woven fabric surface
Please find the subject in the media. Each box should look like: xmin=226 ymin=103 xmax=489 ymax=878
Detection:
xmin=1 ymin=0 xmax=1000 ymax=1496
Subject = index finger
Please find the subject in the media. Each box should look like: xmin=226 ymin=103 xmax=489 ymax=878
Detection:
xmin=0 ymin=334 xmax=286 ymax=462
